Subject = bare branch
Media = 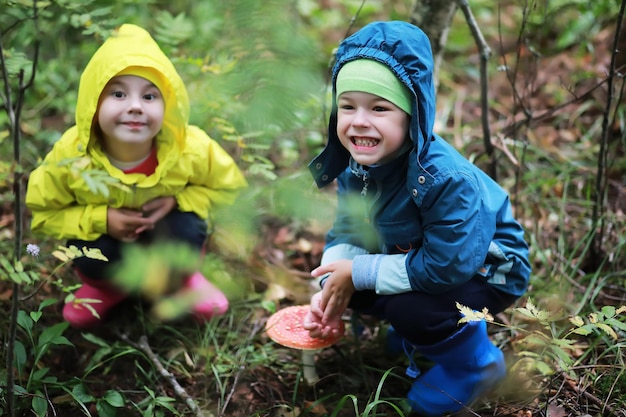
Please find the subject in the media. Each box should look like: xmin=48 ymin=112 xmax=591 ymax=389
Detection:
xmin=457 ymin=0 xmax=495 ymax=179
xmin=119 ymin=333 xmax=207 ymax=417
xmin=592 ymin=0 xmax=626 ymax=259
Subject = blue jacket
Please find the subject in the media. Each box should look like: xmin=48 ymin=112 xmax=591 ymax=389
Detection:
xmin=308 ymin=21 xmax=530 ymax=297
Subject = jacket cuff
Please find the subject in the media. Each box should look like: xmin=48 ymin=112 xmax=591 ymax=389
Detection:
xmin=317 ymin=243 xmax=369 ymax=289
xmin=352 ymin=254 xmax=383 ymax=291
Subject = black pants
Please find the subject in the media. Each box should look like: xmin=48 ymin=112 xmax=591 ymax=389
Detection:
xmin=348 ymin=279 xmax=519 ymax=345
xmin=68 ymin=210 xmax=207 ymax=281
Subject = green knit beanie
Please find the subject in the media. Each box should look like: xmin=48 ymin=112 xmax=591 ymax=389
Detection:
xmin=335 ymin=59 xmax=412 ymax=114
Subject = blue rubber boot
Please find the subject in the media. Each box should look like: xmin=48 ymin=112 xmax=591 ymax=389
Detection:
xmin=386 ymin=326 xmax=421 ymax=378
xmin=407 ymin=320 xmax=506 ymax=416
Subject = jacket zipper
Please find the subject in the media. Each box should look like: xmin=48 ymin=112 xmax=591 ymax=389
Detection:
xmin=360 ymin=171 xmax=369 ymax=196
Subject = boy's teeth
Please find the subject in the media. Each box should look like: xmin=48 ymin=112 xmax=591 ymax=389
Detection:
xmin=354 ymin=138 xmax=377 ymax=146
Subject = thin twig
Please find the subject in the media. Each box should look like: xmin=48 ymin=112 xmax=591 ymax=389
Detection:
xmin=219 ymin=316 xmax=266 ymax=416
xmin=219 ymin=366 xmax=243 ymax=417
xmin=457 ymin=0 xmax=495 ymax=179
xmin=3 ymin=1 xmax=40 ymax=415
xmin=119 ymin=333 xmax=206 ymax=417
xmin=561 ymin=372 xmax=616 ymax=416
xmin=592 ymin=0 xmax=626 ymax=259
xmin=322 ymin=0 xmax=365 ymax=124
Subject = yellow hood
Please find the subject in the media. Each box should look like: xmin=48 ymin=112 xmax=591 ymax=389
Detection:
xmin=76 ymin=24 xmax=190 ymax=153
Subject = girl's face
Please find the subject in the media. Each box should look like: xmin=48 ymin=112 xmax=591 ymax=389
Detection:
xmin=97 ymin=75 xmax=164 ymax=155
xmin=336 ymin=91 xmax=410 ymax=166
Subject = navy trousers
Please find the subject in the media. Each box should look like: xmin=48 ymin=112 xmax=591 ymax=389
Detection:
xmin=348 ymin=279 xmax=518 ymax=345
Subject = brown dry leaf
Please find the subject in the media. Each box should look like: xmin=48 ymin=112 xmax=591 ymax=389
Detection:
xmin=0 ymin=286 xmax=14 ymax=301
xmin=303 ymin=400 xmax=327 ymax=415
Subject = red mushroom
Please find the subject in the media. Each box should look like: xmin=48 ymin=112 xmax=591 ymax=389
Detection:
xmin=266 ymin=305 xmax=345 ymax=383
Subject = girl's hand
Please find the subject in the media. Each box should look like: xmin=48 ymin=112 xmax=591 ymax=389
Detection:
xmin=107 ymin=208 xmax=153 ymax=241
xmin=135 ymin=196 xmax=177 ymax=234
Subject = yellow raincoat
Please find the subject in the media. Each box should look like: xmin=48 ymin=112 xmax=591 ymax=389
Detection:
xmin=26 ymin=24 xmax=247 ymax=241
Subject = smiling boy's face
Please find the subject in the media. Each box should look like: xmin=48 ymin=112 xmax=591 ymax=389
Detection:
xmin=97 ymin=75 xmax=164 ymax=160
xmin=336 ymin=91 xmax=410 ymax=166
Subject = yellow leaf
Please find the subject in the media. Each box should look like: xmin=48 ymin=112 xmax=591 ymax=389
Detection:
xmin=456 ymin=302 xmax=493 ymax=323
xmin=596 ymin=323 xmax=618 ymax=339
xmin=569 ymin=316 xmax=584 ymax=327
xmin=52 ymin=250 xmax=69 ymax=262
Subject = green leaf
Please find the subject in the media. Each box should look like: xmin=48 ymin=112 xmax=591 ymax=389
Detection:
xmin=13 ymin=340 xmax=27 ymax=370
xmin=17 ymin=309 xmax=34 ymax=333
xmin=142 ymin=404 xmax=154 ymax=417
xmin=606 ymin=318 xmax=626 ymax=332
xmin=37 ymin=322 xmax=72 ymax=349
xmin=32 ymin=391 xmax=48 ymax=417
xmin=571 ymin=327 xmax=593 ymax=336
xmin=549 ymin=345 xmax=574 ymax=366
xmin=103 ymin=390 xmax=124 ymax=407
xmin=72 ymin=383 xmax=95 ymax=403
xmin=81 ymin=246 xmax=109 ymax=261
xmin=82 ymin=332 xmax=112 ymax=348
xmin=261 ymin=299 xmax=276 ymax=313
xmin=39 ymin=298 xmax=58 ymax=310
xmin=32 ymin=367 xmax=50 ymax=381
xmin=13 ymin=385 xmax=28 ymax=396
xmin=96 ymin=399 xmax=117 ymax=417
xmin=30 ymin=311 xmax=43 ymax=322
xmin=601 ymin=305 xmax=616 ymax=319
xmin=535 ymin=360 xmax=555 ymax=375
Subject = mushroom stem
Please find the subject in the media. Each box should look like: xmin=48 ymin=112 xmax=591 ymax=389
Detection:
xmin=301 ymin=351 xmax=319 ymax=384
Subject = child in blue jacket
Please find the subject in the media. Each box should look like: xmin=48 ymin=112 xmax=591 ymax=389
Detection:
xmin=303 ymin=21 xmax=531 ymax=416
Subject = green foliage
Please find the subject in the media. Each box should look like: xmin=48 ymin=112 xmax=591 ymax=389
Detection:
xmin=0 ymin=255 xmax=39 ymax=284
xmin=1 ymin=242 xmax=122 ymax=416
xmin=133 ymin=385 xmax=180 ymax=417
xmin=460 ymin=300 xmax=626 ymax=378
xmin=524 ymin=0 xmax=619 ymax=51
xmin=113 ymin=241 xmax=202 ymax=301
xmin=12 ymin=301 xmax=72 ymax=416
xmin=328 ymin=368 xmax=409 ymax=417
xmin=63 ymin=156 xmax=132 ymax=197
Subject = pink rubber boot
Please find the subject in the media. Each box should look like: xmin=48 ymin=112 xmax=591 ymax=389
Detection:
xmin=63 ymin=272 xmax=128 ymax=329
xmin=184 ymin=272 xmax=229 ymax=321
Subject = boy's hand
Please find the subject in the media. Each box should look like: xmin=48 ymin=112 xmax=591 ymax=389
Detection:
xmin=311 ymin=260 xmax=355 ymax=328
xmin=135 ymin=196 xmax=177 ymax=234
xmin=107 ymin=208 xmax=153 ymax=241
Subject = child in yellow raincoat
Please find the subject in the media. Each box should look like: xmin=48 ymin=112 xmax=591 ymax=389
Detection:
xmin=26 ymin=24 xmax=247 ymax=329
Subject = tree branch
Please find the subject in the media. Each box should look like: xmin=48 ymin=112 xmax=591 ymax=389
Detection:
xmin=119 ymin=333 xmax=206 ymax=417
xmin=592 ymin=0 xmax=626 ymax=259
xmin=457 ymin=0 xmax=495 ymax=179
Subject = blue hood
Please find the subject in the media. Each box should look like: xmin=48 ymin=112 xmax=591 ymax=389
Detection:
xmin=309 ymin=21 xmax=436 ymax=188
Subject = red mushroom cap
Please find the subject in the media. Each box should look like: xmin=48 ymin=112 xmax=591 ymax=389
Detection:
xmin=266 ymin=305 xmax=345 ymax=350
